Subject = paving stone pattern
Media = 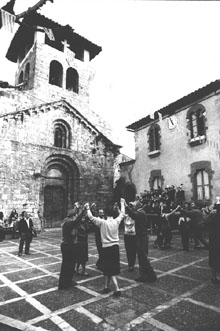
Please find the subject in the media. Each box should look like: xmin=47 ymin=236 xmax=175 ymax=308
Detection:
xmin=0 ymin=230 xmax=219 ymax=331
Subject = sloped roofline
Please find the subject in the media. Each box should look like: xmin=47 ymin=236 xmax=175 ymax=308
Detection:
xmin=6 ymin=12 xmax=102 ymax=62
xmin=0 ymin=98 xmax=121 ymax=148
xmin=126 ymin=80 xmax=220 ymax=132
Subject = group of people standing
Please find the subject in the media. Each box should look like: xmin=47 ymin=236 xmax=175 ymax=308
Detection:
xmin=58 ymin=198 xmax=157 ymax=296
xmin=58 ymin=193 xmax=220 ymax=293
xmin=153 ymin=201 xmax=209 ymax=252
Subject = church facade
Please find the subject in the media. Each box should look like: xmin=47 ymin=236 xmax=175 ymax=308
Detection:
xmin=0 ymin=12 xmax=120 ymax=227
xmin=123 ymin=80 xmax=220 ymax=206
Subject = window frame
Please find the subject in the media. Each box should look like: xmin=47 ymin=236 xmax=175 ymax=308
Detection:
xmin=54 ymin=120 xmax=71 ymax=149
xmin=190 ymin=161 xmax=213 ymax=205
xmin=196 ymin=169 xmax=210 ymax=201
xmin=186 ymin=104 xmax=207 ymax=146
xmin=149 ymin=170 xmax=164 ymax=189
xmin=49 ymin=60 xmax=63 ymax=88
xmin=148 ymin=124 xmax=161 ymax=157
xmin=66 ymin=67 xmax=79 ymax=93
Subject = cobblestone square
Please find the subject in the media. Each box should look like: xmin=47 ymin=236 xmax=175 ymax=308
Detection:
xmin=0 ymin=229 xmax=219 ymax=331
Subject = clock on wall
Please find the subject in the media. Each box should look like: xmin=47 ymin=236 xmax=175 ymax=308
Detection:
xmin=167 ymin=115 xmax=178 ymax=130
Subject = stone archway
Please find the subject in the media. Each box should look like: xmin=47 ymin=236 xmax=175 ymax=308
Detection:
xmin=41 ymin=154 xmax=80 ymax=227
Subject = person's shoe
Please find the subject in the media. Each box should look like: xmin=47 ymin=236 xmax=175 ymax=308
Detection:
xmin=101 ymin=288 xmax=111 ymax=294
xmin=113 ymin=290 xmax=121 ymax=297
xmin=81 ymin=272 xmax=90 ymax=277
xmin=128 ymin=267 xmax=134 ymax=272
xmin=135 ymin=277 xmax=146 ymax=282
xmin=25 ymin=252 xmax=30 ymax=255
xmin=194 ymin=246 xmax=201 ymax=250
xmin=18 ymin=252 xmax=22 ymax=256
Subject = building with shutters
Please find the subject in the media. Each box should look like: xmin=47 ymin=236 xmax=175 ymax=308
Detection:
xmin=121 ymin=80 xmax=220 ymax=206
xmin=0 ymin=12 xmax=121 ymax=227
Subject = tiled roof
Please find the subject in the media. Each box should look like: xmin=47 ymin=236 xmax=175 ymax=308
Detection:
xmin=126 ymin=80 xmax=220 ymax=131
xmin=6 ymin=12 xmax=102 ymax=62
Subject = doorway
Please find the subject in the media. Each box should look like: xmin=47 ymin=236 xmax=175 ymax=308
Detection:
xmin=44 ymin=186 xmax=66 ymax=227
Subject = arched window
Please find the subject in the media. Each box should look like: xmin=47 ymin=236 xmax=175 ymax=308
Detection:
xmin=148 ymin=124 xmax=161 ymax=157
xmin=54 ymin=120 xmax=71 ymax=148
xmin=24 ymin=63 xmax=30 ymax=81
xmin=49 ymin=60 xmax=63 ymax=87
xmin=66 ymin=67 xmax=79 ymax=93
xmin=187 ymin=104 xmax=206 ymax=145
xmin=18 ymin=71 xmax=24 ymax=84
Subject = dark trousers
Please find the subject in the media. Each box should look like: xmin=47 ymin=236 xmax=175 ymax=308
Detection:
xmin=136 ymin=235 xmax=156 ymax=278
xmin=18 ymin=233 xmax=32 ymax=254
xmin=179 ymin=225 xmax=190 ymax=250
xmin=193 ymin=225 xmax=209 ymax=249
xmin=58 ymin=243 xmax=76 ymax=290
xmin=124 ymin=234 xmax=137 ymax=268
xmin=157 ymin=226 xmax=172 ymax=248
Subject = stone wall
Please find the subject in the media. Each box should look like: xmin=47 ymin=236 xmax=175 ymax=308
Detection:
xmin=0 ymin=102 xmax=116 ymax=221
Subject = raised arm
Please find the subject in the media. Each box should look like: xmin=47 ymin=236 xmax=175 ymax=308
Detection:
xmin=72 ymin=204 xmax=87 ymax=225
xmin=85 ymin=203 xmax=103 ymax=227
xmin=163 ymin=205 xmax=180 ymax=219
xmin=116 ymin=198 xmax=126 ymax=223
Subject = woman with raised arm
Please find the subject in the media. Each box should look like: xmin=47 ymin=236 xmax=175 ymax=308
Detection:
xmin=85 ymin=198 xmax=125 ymax=297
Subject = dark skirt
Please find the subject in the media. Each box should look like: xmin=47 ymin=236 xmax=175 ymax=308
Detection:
xmin=101 ymin=244 xmax=120 ymax=276
xmin=75 ymin=241 xmax=88 ymax=264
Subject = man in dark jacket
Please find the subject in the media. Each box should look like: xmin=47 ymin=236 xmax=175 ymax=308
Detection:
xmin=183 ymin=202 xmax=209 ymax=249
xmin=18 ymin=211 xmax=33 ymax=256
xmin=126 ymin=202 xmax=157 ymax=282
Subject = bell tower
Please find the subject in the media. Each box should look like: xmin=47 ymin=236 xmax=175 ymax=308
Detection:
xmin=6 ymin=12 xmax=102 ymax=113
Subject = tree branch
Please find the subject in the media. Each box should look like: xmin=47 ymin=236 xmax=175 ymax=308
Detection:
xmin=15 ymin=0 xmax=53 ymax=21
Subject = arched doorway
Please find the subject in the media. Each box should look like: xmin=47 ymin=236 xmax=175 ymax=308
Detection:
xmin=42 ymin=155 xmax=80 ymax=227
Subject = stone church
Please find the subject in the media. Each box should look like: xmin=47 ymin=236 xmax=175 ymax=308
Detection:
xmin=0 ymin=12 xmax=121 ymax=227
xmin=121 ymin=80 xmax=220 ymax=207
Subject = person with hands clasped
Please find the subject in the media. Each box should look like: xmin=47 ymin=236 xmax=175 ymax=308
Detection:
xmin=58 ymin=202 xmax=86 ymax=290
xmin=85 ymin=198 xmax=125 ymax=297
xmin=126 ymin=201 xmax=157 ymax=283
xmin=17 ymin=211 xmax=34 ymax=256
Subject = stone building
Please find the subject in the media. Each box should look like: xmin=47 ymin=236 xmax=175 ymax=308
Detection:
xmin=122 ymin=80 xmax=220 ymax=206
xmin=0 ymin=12 xmax=121 ymax=227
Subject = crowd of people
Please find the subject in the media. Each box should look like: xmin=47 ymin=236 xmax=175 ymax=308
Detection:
xmin=58 ymin=187 xmax=220 ymax=295
xmin=1 ymin=183 xmax=219 ymax=295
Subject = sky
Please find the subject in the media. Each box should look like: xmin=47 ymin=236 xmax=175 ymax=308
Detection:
xmin=1 ymin=0 xmax=220 ymax=157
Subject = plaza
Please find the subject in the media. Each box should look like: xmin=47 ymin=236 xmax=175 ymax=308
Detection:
xmin=0 ymin=230 xmax=220 ymax=331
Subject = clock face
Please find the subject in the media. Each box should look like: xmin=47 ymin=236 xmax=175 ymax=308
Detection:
xmin=167 ymin=116 xmax=177 ymax=130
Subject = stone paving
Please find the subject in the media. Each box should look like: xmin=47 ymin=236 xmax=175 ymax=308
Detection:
xmin=0 ymin=230 xmax=220 ymax=331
